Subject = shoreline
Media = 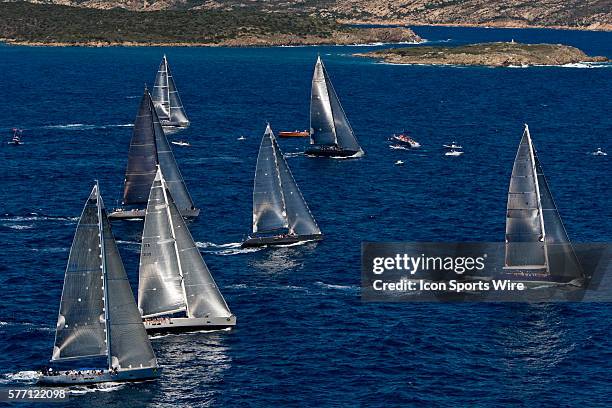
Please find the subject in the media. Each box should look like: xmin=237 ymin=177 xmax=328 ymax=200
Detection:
xmin=342 ymin=20 xmax=612 ymax=33
xmin=2 ymin=22 xmax=610 ymax=48
xmin=0 ymin=39 xmax=424 ymax=48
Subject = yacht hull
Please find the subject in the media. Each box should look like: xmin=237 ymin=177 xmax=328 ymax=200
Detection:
xmin=241 ymin=234 xmax=323 ymax=248
xmin=144 ymin=316 xmax=236 ymax=335
xmin=305 ymin=146 xmax=360 ymax=158
xmin=109 ymin=207 xmax=200 ymax=220
xmin=37 ymin=367 xmax=160 ymax=386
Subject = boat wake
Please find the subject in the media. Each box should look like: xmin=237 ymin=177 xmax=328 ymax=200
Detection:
xmin=1 ymin=213 xmax=79 ymax=223
xmin=116 ymin=239 xmax=140 ymax=246
xmin=275 ymin=239 xmax=318 ymax=248
xmin=2 ymin=371 xmax=40 ymax=384
xmin=196 ymin=241 xmax=262 ymax=255
xmin=1 ymin=213 xmax=78 ymax=232
xmin=69 ymin=382 xmax=126 ymax=394
xmin=3 ymin=224 xmax=34 ymax=230
xmin=389 ymin=144 xmax=411 ymax=151
xmin=283 ymin=152 xmax=304 ymax=158
xmin=315 ymin=282 xmax=360 ymax=293
xmin=39 ymin=123 xmax=133 ymax=131
xmin=150 ymin=327 xmax=231 ymax=340
xmin=330 ymin=150 xmax=365 ymax=159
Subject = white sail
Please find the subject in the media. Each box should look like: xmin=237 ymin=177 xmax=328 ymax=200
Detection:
xmin=309 ymin=56 xmax=362 ymax=153
xmin=139 ymin=169 xmax=232 ymax=319
xmin=122 ymin=88 xmax=158 ymax=205
xmin=53 ymin=183 xmax=157 ymax=371
xmin=310 ymin=57 xmax=337 ymax=146
xmin=121 ymin=87 xmax=195 ymax=216
xmin=99 ymin=194 xmax=158 ymax=370
xmin=505 ymin=125 xmax=583 ymax=281
xmin=151 ymin=102 xmax=196 ymax=214
xmin=271 ymin=130 xmax=321 ymax=236
xmin=152 ymin=55 xmax=189 ymax=127
xmin=52 ymin=185 xmax=107 ymax=361
xmin=505 ymin=125 xmax=547 ymax=271
xmin=252 ymin=125 xmax=288 ymax=234
xmin=138 ymin=173 xmax=187 ymax=318
xmin=165 ymin=174 xmax=232 ymax=318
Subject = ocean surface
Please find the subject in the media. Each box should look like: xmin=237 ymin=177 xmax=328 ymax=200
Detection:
xmin=0 ymin=26 xmax=610 ymax=407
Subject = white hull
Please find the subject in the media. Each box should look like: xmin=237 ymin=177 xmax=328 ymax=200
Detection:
xmin=108 ymin=208 xmax=146 ymax=220
xmin=109 ymin=207 xmax=200 ymax=220
xmin=144 ymin=316 xmax=236 ymax=334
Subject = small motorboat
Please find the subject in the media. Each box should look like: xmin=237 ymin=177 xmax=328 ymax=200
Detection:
xmin=445 ymin=149 xmax=464 ymax=157
xmin=279 ymin=130 xmax=309 ymax=138
xmin=395 ymin=160 xmax=405 ymax=166
xmin=171 ymin=140 xmax=190 ymax=147
xmin=237 ymin=135 xmax=246 ymax=141
xmin=8 ymin=128 xmax=23 ymax=145
xmin=592 ymin=147 xmax=608 ymax=156
xmin=443 ymin=142 xmax=462 ymax=149
xmin=391 ymin=133 xmax=420 ymax=148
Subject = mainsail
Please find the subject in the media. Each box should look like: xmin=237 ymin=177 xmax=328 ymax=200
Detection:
xmin=52 ymin=185 xmax=107 ymax=361
xmin=252 ymin=125 xmax=288 ymax=234
xmin=138 ymin=172 xmax=186 ymax=318
xmin=53 ymin=183 xmax=157 ymax=371
xmin=139 ymin=169 xmax=232 ymax=319
xmin=122 ymin=89 xmax=158 ymax=205
xmin=151 ymin=104 xmax=196 ymax=214
xmin=121 ymin=87 xmax=196 ymax=215
xmin=252 ymin=125 xmax=321 ymax=236
xmin=504 ymin=125 xmax=583 ymax=280
xmin=309 ymin=56 xmax=362 ymax=153
xmin=271 ymin=131 xmax=321 ymax=236
xmin=152 ymin=55 xmax=189 ymax=127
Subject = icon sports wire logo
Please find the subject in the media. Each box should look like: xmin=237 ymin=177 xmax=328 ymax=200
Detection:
xmin=372 ymin=253 xmax=487 ymax=275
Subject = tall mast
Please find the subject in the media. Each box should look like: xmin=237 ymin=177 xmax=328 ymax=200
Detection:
xmin=96 ymin=181 xmax=112 ymax=369
xmin=160 ymin=171 xmax=190 ymax=317
xmin=164 ymin=55 xmax=171 ymax=119
xmin=524 ymin=124 xmax=550 ymax=274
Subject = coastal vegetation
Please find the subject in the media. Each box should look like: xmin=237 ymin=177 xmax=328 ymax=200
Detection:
xmin=356 ymin=42 xmax=609 ymax=67
xmin=0 ymin=2 xmax=420 ymax=46
xmin=6 ymin=0 xmax=612 ymax=31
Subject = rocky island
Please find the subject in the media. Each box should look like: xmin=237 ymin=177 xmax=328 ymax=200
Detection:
xmin=356 ymin=42 xmax=609 ymax=67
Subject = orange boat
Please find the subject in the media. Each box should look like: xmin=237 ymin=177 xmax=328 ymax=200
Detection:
xmin=278 ymin=130 xmax=310 ymax=138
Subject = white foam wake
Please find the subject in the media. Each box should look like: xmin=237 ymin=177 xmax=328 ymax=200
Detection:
xmin=196 ymin=241 xmax=262 ymax=255
xmin=2 ymin=371 xmax=40 ymax=384
xmin=40 ymin=123 xmax=133 ymax=131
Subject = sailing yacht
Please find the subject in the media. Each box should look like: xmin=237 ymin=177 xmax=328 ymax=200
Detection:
xmin=8 ymin=128 xmax=23 ymax=145
xmin=243 ymin=124 xmax=323 ymax=247
xmin=39 ymin=183 xmax=160 ymax=385
xmin=152 ymin=55 xmax=190 ymax=129
xmin=305 ymin=56 xmax=364 ymax=158
xmin=502 ymin=124 xmax=585 ymax=286
xmin=109 ymin=86 xmax=199 ymax=220
xmin=139 ymin=168 xmax=236 ymax=334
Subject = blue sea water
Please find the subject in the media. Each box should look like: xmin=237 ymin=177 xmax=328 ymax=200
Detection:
xmin=0 ymin=26 xmax=610 ymax=407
